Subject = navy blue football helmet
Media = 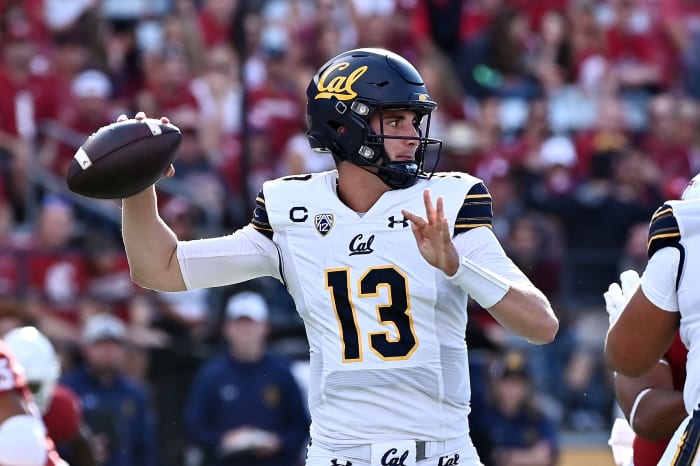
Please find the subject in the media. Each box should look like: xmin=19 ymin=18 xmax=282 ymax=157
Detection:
xmin=306 ymin=48 xmax=442 ymax=189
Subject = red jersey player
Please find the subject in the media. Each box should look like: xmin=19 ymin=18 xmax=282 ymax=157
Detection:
xmin=615 ymin=331 xmax=688 ymax=466
xmin=4 ymin=326 xmax=95 ymax=465
xmin=0 ymin=338 xmax=64 ymax=465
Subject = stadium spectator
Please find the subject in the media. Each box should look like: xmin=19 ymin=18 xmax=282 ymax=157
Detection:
xmin=62 ymin=313 xmax=159 ymax=466
xmin=458 ymin=6 xmax=541 ymax=100
xmin=183 ymin=291 xmax=309 ymax=466
xmin=0 ymin=17 xmax=59 ymax=221
xmin=24 ymin=195 xmax=89 ymax=346
xmin=482 ymin=350 xmax=559 ymax=466
xmin=42 ymin=69 xmax=116 ymax=178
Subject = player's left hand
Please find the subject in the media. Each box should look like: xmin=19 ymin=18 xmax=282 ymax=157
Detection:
xmin=604 ymin=269 xmax=641 ymax=326
xmin=402 ymin=189 xmax=460 ymax=276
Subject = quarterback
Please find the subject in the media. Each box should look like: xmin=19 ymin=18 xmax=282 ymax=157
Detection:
xmin=120 ymin=48 xmax=558 ymax=465
xmin=606 ymin=174 xmax=700 ymax=465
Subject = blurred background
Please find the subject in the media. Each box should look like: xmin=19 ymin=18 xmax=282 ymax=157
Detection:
xmin=0 ymin=0 xmax=698 ymax=464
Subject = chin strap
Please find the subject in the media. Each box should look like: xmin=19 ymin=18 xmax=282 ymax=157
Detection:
xmin=377 ymin=161 xmax=421 ymax=189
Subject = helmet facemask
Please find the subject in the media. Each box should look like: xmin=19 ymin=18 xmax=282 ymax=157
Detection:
xmin=355 ymin=102 xmax=442 ymax=189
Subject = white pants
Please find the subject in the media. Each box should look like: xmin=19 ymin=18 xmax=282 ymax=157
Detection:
xmin=304 ymin=437 xmax=482 ymax=466
xmin=659 ymin=408 xmax=700 ymax=465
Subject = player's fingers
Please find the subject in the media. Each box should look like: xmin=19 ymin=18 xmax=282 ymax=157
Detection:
xmin=604 ymin=283 xmax=623 ymax=308
xmin=116 ymin=114 xmax=128 ymax=122
xmin=620 ymin=270 xmax=640 ymax=297
xmin=435 ymin=196 xmax=446 ymax=227
xmin=135 ymin=111 xmax=147 ymax=120
xmin=401 ymin=209 xmax=426 ymax=227
xmin=164 ymin=164 xmax=175 ymax=178
xmin=160 ymin=116 xmax=170 ymax=124
xmin=423 ymin=189 xmax=435 ymax=222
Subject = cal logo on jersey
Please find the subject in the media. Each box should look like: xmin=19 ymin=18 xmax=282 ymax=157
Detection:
xmin=315 ymin=213 xmax=334 ymax=236
xmin=315 ymin=62 xmax=367 ymax=101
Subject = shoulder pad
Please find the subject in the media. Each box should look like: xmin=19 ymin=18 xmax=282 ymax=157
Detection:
xmin=454 ymin=181 xmax=493 ymax=236
xmin=648 ymin=203 xmax=681 ymax=259
xmin=251 ymin=188 xmax=273 ymax=239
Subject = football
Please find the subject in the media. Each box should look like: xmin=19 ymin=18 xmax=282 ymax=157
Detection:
xmin=66 ymin=118 xmax=181 ymax=199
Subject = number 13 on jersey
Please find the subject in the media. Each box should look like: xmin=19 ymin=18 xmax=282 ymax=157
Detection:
xmin=325 ymin=266 xmax=419 ymax=362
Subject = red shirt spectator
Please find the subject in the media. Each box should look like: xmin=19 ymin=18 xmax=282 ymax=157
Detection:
xmin=138 ymin=46 xmax=199 ymax=118
xmin=507 ymin=0 xmax=568 ymax=31
xmin=603 ymin=2 xmax=676 ymax=90
xmin=24 ymin=197 xmax=88 ymax=337
xmin=411 ymin=0 xmax=497 ymax=50
xmin=197 ymin=0 xmax=236 ymax=48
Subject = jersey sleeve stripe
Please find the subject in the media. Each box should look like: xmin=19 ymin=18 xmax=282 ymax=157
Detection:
xmin=454 ymin=182 xmax=493 ymax=236
xmin=670 ymin=407 xmax=700 ymax=465
xmin=651 ymin=206 xmax=673 ymax=220
xmin=251 ymin=189 xmax=274 ymax=239
xmin=647 ymin=203 xmax=681 ymax=259
xmin=455 ymin=222 xmax=492 ymax=229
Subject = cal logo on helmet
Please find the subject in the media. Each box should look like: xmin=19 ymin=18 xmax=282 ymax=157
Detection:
xmin=315 ymin=62 xmax=368 ymax=101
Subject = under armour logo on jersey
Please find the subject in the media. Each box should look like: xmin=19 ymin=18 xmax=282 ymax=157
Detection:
xmin=388 ymin=215 xmax=409 ymax=228
xmin=315 ymin=213 xmax=334 ymax=236
xmin=438 ymin=453 xmax=460 ymax=466
xmin=330 ymin=460 xmax=352 ymax=466
xmin=381 ymin=448 xmax=409 ymax=465
xmin=349 ymin=234 xmax=375 ymax=256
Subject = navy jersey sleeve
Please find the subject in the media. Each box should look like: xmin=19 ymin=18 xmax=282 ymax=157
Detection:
xmin=647 ymin=203 xmax=681 ymax=259
xmin=251 ymin=188 xmax=273 ymax=239
xmin=454 ymin=182 xmax=493 ymax=236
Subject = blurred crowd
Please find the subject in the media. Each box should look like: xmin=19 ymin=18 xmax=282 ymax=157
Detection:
xmin=0 ymin=0 xmax=699 ymax=464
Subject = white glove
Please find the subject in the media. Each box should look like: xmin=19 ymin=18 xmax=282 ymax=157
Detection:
xmin=603 ymin=270 xmax=640 ymax=326
xmin=608 ymin=417 xmax=635 ymax=466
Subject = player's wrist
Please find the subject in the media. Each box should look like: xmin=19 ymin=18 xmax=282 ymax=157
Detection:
xmin=442 ymin=251 xmax=460 ymax=276
xmin=447 ymin=256 xmax=510 ymax=308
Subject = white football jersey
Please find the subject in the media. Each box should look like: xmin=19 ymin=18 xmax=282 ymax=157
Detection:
xmin=177 ymin=170 xmax=526 ymax=445
xmin=643 ymin=199 xmax=700 ymax=413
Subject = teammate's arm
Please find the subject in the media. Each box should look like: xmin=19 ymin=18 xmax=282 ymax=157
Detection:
xmin=606 ymin=288 xmax=678 ymax=376
xmin=605 ymin=247 xmax=680 ymax=376
xmin=614 ymin=361 xmax=687 ymax=440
